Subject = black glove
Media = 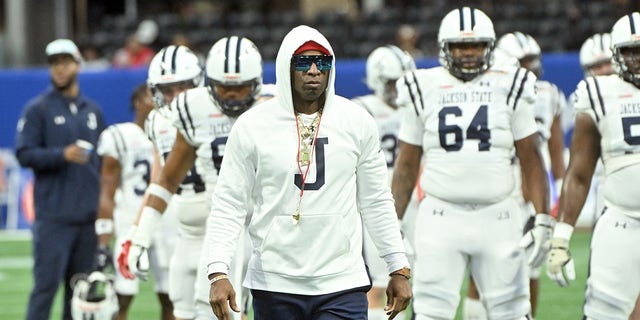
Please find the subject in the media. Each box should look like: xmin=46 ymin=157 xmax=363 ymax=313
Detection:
xmin=95 ymin=244 xmax=113 ymax=272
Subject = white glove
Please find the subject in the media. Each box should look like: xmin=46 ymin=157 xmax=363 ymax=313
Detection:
xmin=128 ymin=207 xmax=161 ymax=281
xmin=546 ymin=222 xmax=576 ymax=287
xmin=519 ymin=213 xmax=555 ymax=268
xmin=127 ymin=243 xmax=150 ymax=281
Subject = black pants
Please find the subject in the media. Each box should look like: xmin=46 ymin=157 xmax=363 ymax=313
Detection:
xmin=26 ymin=220 xmax=96 ymax=320
xmin=252 ymin=286 xmax=369 ymax=320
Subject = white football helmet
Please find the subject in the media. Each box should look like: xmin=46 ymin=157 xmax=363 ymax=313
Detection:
xmin=612 ymin=12 xmax=640 ymax=86
xmin=206 ymin=36 xmax=263 ymax=117
xmin=496 ymin=32 xmax=542 ymax=76
xmin=71 ymin=271 xmax=118 ymax=320
xmin=438 ymin=7 xmax=495 ymax=81
xmin=147 ymin=45 xmax=202 ymax=108
xmin=366 ymin=45 xmax=416 ymax=106
xmin=579 ymin=33 xmax=613 ymax=73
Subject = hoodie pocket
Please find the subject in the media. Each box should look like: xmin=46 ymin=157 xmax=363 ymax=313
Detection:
xmin=260 ymin=214 xmax=351 ymax=277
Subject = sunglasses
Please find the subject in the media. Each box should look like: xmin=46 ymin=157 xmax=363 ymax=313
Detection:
xmin=291 ymin=55 xmax=333 ymax=72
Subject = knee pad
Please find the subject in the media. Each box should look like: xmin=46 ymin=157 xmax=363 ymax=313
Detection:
xmin=483 ymin=288 xmax=530 ymax=320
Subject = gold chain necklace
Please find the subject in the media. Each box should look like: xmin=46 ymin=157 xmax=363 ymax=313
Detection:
xmin=293 ymin=109 xmax=323 ymax=224
xmin=297 ymin=112 xmax=321 ymax=166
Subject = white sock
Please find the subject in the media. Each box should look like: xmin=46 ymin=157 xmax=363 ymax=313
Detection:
xmin=463 ymin=297 xmax=487 ymax=320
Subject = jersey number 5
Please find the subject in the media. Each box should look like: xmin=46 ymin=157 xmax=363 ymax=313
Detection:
xmin=622 ymin=116 xmax=640 ymax=145
xmin=439 ymin=105 xmax=491 ymax=151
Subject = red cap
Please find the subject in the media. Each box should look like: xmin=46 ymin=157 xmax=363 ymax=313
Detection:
xmin=293 ymin=41 xmax=330 ymax=56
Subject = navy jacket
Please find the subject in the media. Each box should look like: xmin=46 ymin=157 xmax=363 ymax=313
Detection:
xmin=15 ymin=88 xmax=106 ymax=224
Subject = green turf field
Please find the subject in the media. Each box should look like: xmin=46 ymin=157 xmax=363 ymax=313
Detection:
xmin=0 ymin=231 xmax=592 ymax=319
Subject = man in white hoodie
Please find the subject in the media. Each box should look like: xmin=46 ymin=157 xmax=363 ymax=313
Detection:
xmin=205 ymin=25 xmax=412 ymax=320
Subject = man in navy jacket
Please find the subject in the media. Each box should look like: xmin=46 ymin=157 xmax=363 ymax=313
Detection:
xmin=15 ymin=38 xmax=106 ymax=320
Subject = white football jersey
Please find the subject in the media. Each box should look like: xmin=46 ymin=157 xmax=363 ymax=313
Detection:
xmin=169 ymin=86 xmax=238 ymax=192
xmin=145 ymin=106 xmax=207 ymax=194
xmin=397 ymin=66 xmax=538 ymax=203
xmin=573 ymin=74 xmax=640 ymax=215
xmin=97 ymin=122 xmax=154 ymax=231
xmin=352 ymin=94 xmax=402 ymax=176
xmin=534 ymin=80 xmax=566 ymax=142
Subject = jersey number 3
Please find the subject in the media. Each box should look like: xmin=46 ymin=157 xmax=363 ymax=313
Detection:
xmin=439 ymin=105 xmax=491 ymax=151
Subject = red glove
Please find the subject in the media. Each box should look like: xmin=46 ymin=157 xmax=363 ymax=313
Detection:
xmin=117 ymin=240 xmax=135 ymax=279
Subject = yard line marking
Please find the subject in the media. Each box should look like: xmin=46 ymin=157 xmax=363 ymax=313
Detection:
xmin=0 ymin=256 xmax=32 ymax=269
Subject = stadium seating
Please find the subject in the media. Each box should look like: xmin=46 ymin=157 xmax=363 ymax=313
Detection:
xmin=83 ymin=0 xmax=621 ymax=61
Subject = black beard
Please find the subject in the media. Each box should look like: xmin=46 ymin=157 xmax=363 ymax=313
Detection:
xmin=51 ymin=76 xmax=75 ymax=92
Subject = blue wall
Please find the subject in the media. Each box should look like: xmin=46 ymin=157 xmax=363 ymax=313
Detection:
xmin=0 ymin=53 xmax=584 ymax=149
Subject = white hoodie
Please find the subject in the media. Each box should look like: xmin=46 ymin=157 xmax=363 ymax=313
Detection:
xmin=205 ymin=25 xmax=408 ymax=295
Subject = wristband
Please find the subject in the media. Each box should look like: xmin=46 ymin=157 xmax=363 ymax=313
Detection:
xmin=147 ymin=183 xmax=173 ymax=205
xmin=95 ymin=218 xmax=114 ymax=235
xmin=534 ymin=213 xmax=555 ymax=227
xmin=209 ymin=274 xmax=228 ymax=285
xmin=553 ymin=222 xmax=574 ymax=241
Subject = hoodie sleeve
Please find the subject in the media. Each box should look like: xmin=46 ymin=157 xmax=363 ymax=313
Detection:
xmin=355 ymin=112 xmax=407 ymax=268
xmin=205 ymin=118 xmax=256 ymax=274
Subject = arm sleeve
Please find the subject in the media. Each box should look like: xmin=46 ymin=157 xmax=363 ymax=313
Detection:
xmin=396 ymin=72 xmax=425 ymax=146
xmin=206 ymin=120 xmax=255 ymax=273
xmin=511 ymin=72 xmax=539 ymax=141
xmin=96 ymin=127 xmax=121 ymax=161
xmin=356 ymin=114 xmax=408 ymax=269
xmin=171 ymin=92 xmax=198 ymax=147
xmin=398 ymin=106 xmax=424 ymax=146
xmin=15 ymin=103 xmax=66 ymax=170
xmin=572 ymin=79 xmax=599 ymax=123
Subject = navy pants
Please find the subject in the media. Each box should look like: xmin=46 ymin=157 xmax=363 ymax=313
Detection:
xmin=252 ymin=286 xmax=369 ymax=320
xmin=26 ymin=220 xmax=97 ymax=320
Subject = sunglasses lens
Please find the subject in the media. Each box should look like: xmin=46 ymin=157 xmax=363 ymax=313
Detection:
xmin=292 ymin=55 xmax=332 ymax=72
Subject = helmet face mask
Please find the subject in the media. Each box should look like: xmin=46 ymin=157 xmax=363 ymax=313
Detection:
xmin=443 ymin=40 xmax=493 ymax=81
xmin=616 ymin=45 xmax=640 ymax=78
xmin=365 ymin=45 xmax=416 ymax=107
xmin=206 ymin=36 xmax=262 ymax=117
xmin=71 ymin=271 xmax=118 ymax=320
xmin=147 ymin=45 xmax=202 ymax=109
xmin=611 ymin=12 xmax=640 ymax=87
xmin=438 ymin=7 xmax=496 ymax=81
xmin=209 ymin=80 xmax=258 ymax=117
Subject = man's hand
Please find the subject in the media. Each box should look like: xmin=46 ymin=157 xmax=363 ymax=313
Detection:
xmin=209 ymin=275 xmax=240 ymax=320
xmin=95 ymin=244 xmax=113 ymax=272
xmin=63 ymin=144 xmax=90 ymax=164
xmin=519 ymin=213 xmax=555 ymax=268
xmin=385 ymin=273 xmax=412 ymax=319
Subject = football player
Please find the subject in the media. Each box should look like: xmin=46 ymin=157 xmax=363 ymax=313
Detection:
xmin=393 ymin=7 xmax=551 ymax=319
xmin=94 ymin=84 xmax=166 ymax=318
xmin=464 ymin=31 xmax=568 ymax=320
xmin=118 ymin=44 xmax=202 ymax=320
xmin=120 ymin=36 xmax=272 ymax=320
xmin=547 ymin=12 xmax=640 ymax=319
xmin=352 ymin=45 xmax=417 ymax=320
